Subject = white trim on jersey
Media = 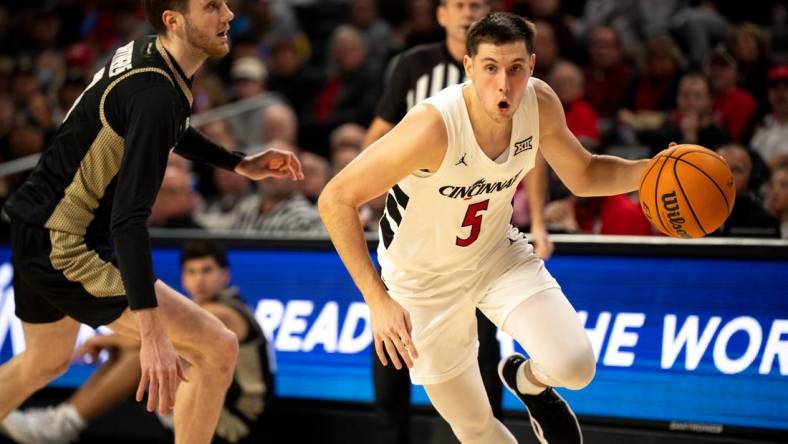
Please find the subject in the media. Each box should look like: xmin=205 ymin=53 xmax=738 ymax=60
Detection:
xmin=405 ymin=63 xmax=466 ymax=112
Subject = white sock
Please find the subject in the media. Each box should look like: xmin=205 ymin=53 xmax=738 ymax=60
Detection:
xmin=55 ymin=403 xmax=86 ymax=439
xmin=515 ymin=360 xmax=547 ymax=396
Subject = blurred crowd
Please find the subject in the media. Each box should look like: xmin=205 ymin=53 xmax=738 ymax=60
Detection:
xmin=1 ymin=0 xmax=787 ymax=238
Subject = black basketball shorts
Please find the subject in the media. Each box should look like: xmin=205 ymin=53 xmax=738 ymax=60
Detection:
xmin=10 ymin=220 xmax=128 ymax=328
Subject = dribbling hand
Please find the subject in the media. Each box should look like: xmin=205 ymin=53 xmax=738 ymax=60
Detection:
xmin=234 ymin=148 xmax=304 ymax=181
xmin=369 ymin=296 xmax=419 ymax=370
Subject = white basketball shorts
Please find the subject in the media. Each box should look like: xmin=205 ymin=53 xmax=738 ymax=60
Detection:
xmin=383 ymin=235 xmax=560 ymax=385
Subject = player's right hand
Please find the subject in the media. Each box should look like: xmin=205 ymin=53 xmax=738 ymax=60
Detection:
xmin=137 ymin=330 xmax=187 ymax=415
xmin=369 ymin=295 xmax=419 ymax=370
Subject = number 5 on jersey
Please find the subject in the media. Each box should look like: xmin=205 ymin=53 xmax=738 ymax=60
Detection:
xmin=456 ymin=200 xmax=489 ymax=247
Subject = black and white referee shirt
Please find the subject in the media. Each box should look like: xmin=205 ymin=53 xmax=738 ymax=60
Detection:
xmin=374 ymin=42 xmax=466 ymax=124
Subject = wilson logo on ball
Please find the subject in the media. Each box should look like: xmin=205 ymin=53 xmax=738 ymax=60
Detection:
xmin=661 ymin=191 xmax=689 ymax=238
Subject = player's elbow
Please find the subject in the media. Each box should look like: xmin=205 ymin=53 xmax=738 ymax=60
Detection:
xmin=317 ymin=183 xmax=334 ymax=219
xmin=317 ymin=180 xmax=344 ymax=221
xmin=563 ymin=175 xmax=595 ymax=197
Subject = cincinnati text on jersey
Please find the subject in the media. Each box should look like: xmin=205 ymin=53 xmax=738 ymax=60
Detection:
xmin=438 ymin=169 xmax=523 ymax=200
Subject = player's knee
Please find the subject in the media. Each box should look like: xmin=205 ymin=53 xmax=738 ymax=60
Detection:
xmin=556 ymin=343 xmax=596 ymax=390
xmin=452 ymin=415 xmax=490 ymax=443
xmin=205 ymin=327 xmax=239 ymax=378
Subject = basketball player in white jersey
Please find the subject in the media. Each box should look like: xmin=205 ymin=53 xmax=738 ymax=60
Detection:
xmin=319 ymin=12 xmax=650 ymax=444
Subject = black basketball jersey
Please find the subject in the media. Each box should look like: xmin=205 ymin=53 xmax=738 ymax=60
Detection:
xmin=374 ymin=42 xmax=465 ymax=124
xmin=3 ymin=35 xmax=243 ymax=310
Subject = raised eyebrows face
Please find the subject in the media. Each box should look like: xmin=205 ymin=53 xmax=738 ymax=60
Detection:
xmin=464 ymin=41 xmax=534 ymax=123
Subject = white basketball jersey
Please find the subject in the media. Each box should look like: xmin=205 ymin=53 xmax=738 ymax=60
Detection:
xmin=377 ymin=79 xmax=540 ymax=285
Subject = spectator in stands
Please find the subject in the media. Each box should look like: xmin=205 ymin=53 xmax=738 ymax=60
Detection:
xmin=199 ymin=167 xmax=253 ymax=231
xmin=349 ymin=0 xmax=393 ymax=76
xmin=543 ymin=194 xmax=653 ymax=235
xmin=266 ymin=35 xmax=316 ymax=117
xmin=636 ymin=72 xmax=729 ymax=155
xmin=765 ymin=159 xmax=788 ymax=238
xmin=583 ymin=25 xmax=635 ymax=128
xmin=729 ymin=22 xmax=771 ymax=110
xmin=230 ymin=0 xmax=301 ymax=47
xmin=624 ymin=35 xmax=686 ymax=113
xmin=149 ymin=166 xmax=203 ymax=229
xmin=330 ymin=123 xmax=366 ymax=152
xmin=0 ymin=93 xmax=15 ymax=154
xmin=25 ymin=92 xmax=56 ymax=143
xmin=671 ymin=2 xmax=730 ymax=68
xmin=261 ymin=102 xmax=299 ymax=146
xmin=227 ymin=56 xmax=281 ymax=151
xmin=231 ymin=142 xmax=324 ymax=233
xmin=53 ymin=75 xmax=86 ymax=123
xmin=539 ymin=60 xmax=598 ymax=228
xmin=196 ymin=121 xmax=254 ymax=231
xmin=533 ymin=21 xmax=561 ymax=80
xmin=1 ymin=241 xmax=276 ymax=444
xmin=304 ymin=25 xmax=379 ymax=154
xmin=750 ymin=65 xmax=788 ymax=166
xmin=10 ymin=64 xmax=41 ymax=107
xmin=4 ymin=124 xmax=45 ymax=192
xmin=548 ymin=60 xmax=599 ymax=150
xmin=704 ymin=45 xmax=757 ymax=143
xmin=299 ymin=151 xmax=331 ymax=204
xmin=514 ymin=0 xmax=583 ymax=62
xmin=232 ymin=57 xmax=268 ymax=101
xmin=331 ymin=144 xmax=361 ymax=177
xmin=394 ymin=0 xmax=443 ymax=49
xmin=713 ymin=144 xmax=780 ymax=237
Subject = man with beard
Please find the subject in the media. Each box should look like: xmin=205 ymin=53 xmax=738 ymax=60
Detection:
xmin=0 ymin=1 xmax=302 ymax=443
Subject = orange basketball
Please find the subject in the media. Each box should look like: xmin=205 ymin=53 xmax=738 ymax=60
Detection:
xmin=639 ymin=144 xmax=736 ymax=238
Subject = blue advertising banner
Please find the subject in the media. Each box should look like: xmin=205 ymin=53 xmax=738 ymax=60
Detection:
xmin=0 ymin=244 xmax=786 ymax=432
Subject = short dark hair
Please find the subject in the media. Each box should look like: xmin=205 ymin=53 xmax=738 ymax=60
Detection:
xmin=180 ymin=240 xmax=229 ymax=269
xmin=466 ymin=12 xmax=536 ymax=58
xmin=143 ymin=0 xmax=189 ymax=35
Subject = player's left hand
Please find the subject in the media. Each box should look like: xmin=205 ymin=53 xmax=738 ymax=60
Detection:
xmin=235 ymin=148 xmax=304 ymax=181
xmin=531 ymin=224 xmax=554 ymax=260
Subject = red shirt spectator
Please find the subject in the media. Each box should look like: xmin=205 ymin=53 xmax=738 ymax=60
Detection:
xmin=549 ymin=61 xmax=600 ymax=148
xmin=713 ymin=87 xmax=757 ymax=142
xmin=583 ymin=26 xmax=635 ymax=119
xmin=705 ymin=46 xmax=757 ymax=142
xmin=574 ymin=195 xmax=652 ymax=235
xmin=565 ymin=100 xmax=599 ymax=142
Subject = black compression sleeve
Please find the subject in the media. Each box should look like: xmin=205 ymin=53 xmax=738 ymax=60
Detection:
xmin=174 ymin=127 xmax=245 ymax=171
xmin=111 ymin=85 xmax=179 ymax=310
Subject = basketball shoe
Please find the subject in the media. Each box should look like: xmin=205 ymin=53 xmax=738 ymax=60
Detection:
xmin=0 ymin=405 xmax=83 ymax=444
xmin=498 ymin=354 xmax=582 ymax=444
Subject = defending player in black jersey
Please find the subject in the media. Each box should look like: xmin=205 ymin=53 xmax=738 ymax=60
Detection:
xmin=0 ymin=1 xmax=301 ymax=443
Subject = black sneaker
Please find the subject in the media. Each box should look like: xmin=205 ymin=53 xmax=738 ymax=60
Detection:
xmin=498 ymin=354 xmax=583 ymax=444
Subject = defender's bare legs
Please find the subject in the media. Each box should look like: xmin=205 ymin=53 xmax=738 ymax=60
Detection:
xmin=69 ymin=347 xmax=141 ymax=422
xmin=0 ymin=317 xmax=81 ymax=419
xmin=108 ymin=280 xmax=238 ymax=444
